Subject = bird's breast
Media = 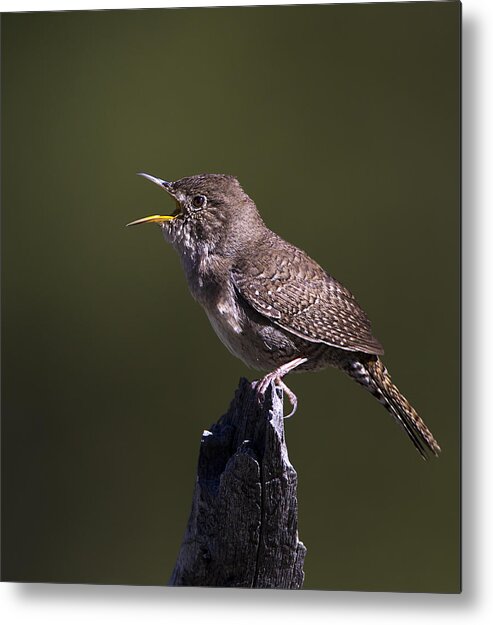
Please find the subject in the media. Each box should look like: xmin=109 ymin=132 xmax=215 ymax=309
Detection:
xmin=183 ymin=257 xmax=305 ymax=371
xmin=203 ymin=286 xmax=245 ymax=354
xmin=201 ymin=283 xmax=305 ymax=371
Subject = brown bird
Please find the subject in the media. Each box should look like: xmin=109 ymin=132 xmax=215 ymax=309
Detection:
xmin=128 ymin=173 xmax=440 ymax=459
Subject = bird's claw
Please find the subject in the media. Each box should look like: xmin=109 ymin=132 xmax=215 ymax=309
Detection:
xmin=255 ymin=376 xmax=299 ymax=419
xmin=277 ymin=380 xmax=298 ymax=418
xmin=255 ymin=357 xmax=307 ymax=418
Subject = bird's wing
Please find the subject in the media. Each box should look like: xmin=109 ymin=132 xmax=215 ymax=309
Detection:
xmin=232 ymin=244 xmax=384 ymax=355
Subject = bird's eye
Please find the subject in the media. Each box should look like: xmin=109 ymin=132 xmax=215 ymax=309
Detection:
xmin=191 ymin=194 xmax=206 ymax=210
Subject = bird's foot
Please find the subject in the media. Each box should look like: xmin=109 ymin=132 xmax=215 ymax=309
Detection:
xmin=255 ymin=357 xmax=308 ymax=418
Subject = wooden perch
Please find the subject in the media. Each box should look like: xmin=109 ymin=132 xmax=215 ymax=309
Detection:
xmin=169 ymin=378 xmax=306 ymax=589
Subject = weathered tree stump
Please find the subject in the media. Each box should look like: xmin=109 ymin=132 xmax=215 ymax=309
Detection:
xmin=169 ymin=378 xmax=306 ymax=589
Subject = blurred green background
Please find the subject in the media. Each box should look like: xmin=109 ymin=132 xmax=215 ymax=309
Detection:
xmin=1 ymin=2 xmax=460 ymax=591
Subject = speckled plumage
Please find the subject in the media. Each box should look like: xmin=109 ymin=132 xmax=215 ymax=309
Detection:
xmin=130 ymin=173 xmax=440 ymax=458
xmin=231 ymin=237 xmax=384 ymax=356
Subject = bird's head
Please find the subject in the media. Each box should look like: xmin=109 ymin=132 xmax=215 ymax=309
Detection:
xmin=127 ymin=173 xmax=263 ymax=259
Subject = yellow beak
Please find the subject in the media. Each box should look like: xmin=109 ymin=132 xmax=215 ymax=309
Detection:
xmin=127 ymin=172 xmax=180 ymax=227
xmin=126 ymin=214 xmax=176 ymax=227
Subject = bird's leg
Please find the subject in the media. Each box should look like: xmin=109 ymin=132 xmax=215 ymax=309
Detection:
xmin=256 ymin=357 xmax=308 ymax=417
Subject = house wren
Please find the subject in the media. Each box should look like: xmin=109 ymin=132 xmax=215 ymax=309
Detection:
xmin=127 ymin=173 xmax=440 ymax=459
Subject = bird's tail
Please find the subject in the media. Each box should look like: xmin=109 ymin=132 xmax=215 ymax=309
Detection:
xmin=345 ymin=357 xmax=441 ymax=459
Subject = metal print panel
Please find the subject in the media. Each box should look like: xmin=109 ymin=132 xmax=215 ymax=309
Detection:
xmin=1 ymin=1 xmax=460 ymax=591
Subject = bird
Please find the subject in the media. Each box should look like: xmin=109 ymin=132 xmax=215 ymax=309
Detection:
xmin=127 ymin=172 xmax=440 ymax=459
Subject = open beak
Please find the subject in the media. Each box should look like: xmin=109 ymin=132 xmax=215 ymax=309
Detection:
xmin=126 ymin=173 xmax=180 ymax=227
xmin=126 ymin=214 xmax=176 ymax=227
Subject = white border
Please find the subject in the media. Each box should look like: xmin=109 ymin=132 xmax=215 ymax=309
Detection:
xmin=2 ymin=1 xmax=492 ymax=624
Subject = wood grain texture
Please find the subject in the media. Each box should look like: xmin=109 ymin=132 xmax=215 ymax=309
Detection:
xmin=169 ymin=378 xmax=306 ymax=589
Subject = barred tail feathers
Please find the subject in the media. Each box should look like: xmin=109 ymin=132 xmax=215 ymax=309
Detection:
xmin=347 ymin=357 xmax=441 ymax=459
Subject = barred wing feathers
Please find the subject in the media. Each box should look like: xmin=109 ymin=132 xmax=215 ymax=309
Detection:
xmin=232 ymin=244 xmax=384 ymax=356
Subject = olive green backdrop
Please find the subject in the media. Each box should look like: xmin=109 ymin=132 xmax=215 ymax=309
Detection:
xmin=1 ymin=2 xmax=460 ymax=591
